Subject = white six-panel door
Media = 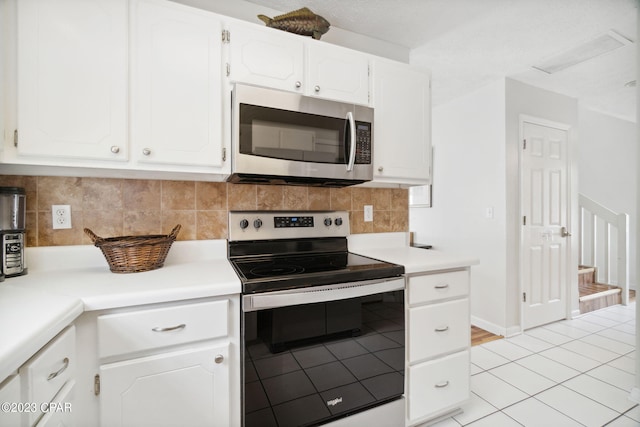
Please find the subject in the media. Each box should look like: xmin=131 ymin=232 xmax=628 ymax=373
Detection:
xmin=521 ymin=119 xmax=571 ymax=330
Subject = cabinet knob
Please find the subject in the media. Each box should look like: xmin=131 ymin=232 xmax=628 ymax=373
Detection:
xmin=314 ymin=85 xmax=320 ymax=93
xmin=295 ymin=81 xmax=302 ymax=88
xmin=214 ymin=354 xmax=224 ymax=364
xmin=142 ymin=148 xmax=151 ymax=156
xmin=110 ymin=146 xmax=120 ymax=154
xmin=378 ymin=166 xmax=384 ymax=172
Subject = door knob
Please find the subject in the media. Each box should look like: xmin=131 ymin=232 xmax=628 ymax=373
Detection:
xmin=561 ymin=226 xmax=571 ymax=237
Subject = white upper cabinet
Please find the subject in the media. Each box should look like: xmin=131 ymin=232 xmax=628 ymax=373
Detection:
xmin=17 ymin=0 xmax=128 ymax=161
xmin=371 ymin=58 xmax=432 ymax=185
xmin=131 ymin=0 xmax=226 ymax=170
xmin=226 ymin=19 xmax=305 ymax=94
xmin=306 ymin=42 xmax=369 ymax=105
xmin=226 ymin=20 xmax=370 ymax=105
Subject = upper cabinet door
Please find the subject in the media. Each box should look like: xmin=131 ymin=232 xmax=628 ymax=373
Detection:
xmin=131 ymin=0 xmax=225 ymax=169
xmin=17 ymin=0 xmax=128 ymax=161
xmin=372 ymin=58 xmax=431 ymax=185
xmin=306 ymin=43 xmax=370 ymax=106
xmin=227 ymin=20 xmax=305 ymax=94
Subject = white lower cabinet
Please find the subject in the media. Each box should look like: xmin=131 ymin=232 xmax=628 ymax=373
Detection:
xmin=93 ymin=297 xmax=236 ymax=427
xmin=20 ymin=326 xmax=76 ymax=427
xmin=0 ymin=374 xmax=22 ymax=426
xmin=35 ymin=380 xmax=75 ymax=427
xmin=99 ymin=343 xmax=229 ymax=427
xmin=406 ymin=269 xmax=471 ymax=426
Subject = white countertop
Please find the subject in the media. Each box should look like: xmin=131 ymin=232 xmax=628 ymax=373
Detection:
xmin=0 ymin=239 xmax=240 ymax=382
xmin=1 ymin=233 xmax=478 ymax=384
xmin=0 ymin=286 xmax=83 ymax=382
xmin=349 ymin=232 xmax=479 ymax=274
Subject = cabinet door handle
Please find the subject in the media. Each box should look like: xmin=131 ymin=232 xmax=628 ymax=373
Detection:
xmin=314 ymin=85 xmax=320 ymax=92
xmin=295 ymin=81 xmax=302 ymax=88
xmin=434 ymin=381 xmax=450 ymax=388
xmin=214 ymin=354 xmax=224 ymax=364
xmin=47 ymin=357 xmax=70 ymax=381
xmin=152 ymin=323 xmax=186 ymax=332
xmin=434 ymin=284 xmax=449 ymax=290
xmin=435 ymin=326 xmax=449 ymax=332
xmin=142 ymin=148 xmax=151 ymax=156
xmin=110 ymin=145 xmax=120 ymax=154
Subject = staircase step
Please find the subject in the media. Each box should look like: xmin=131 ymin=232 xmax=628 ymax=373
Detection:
xmin=579 ymin=287 xmax=620 ymax=302
xmin=578 ymin=265 xmax=597 ymax=285
xmin=579 ymin=283 xmax=622 ymax=313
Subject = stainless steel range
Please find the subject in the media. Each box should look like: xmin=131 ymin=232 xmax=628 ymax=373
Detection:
xmin=228 ymin=211 xmax=406 ymax=427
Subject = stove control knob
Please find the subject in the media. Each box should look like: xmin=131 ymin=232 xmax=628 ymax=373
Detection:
xmin=324 ymin=218 xmax=332 ymax=226
xmin=335 ymin=217 xmax=343 ymax=226
xmin=253 ymin=219 xmax=263 ymax=229
xmin=239 ymin=219 xmax=249 ymax=229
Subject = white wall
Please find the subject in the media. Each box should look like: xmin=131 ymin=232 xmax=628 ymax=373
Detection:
xmin=578 ymin=108 xmax=637 ymax=289
xmin=409 ymin=79 xmax=508 ymax=334
xmin=411 ymin=78 xmax=580 ymax=336
xmin=169 ymin=0 xmax=410 ymax=62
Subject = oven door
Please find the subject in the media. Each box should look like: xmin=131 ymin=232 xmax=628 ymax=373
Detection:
xmin=230 ymin=84 xmax=373 ymax=186
xmin=242 ymin=277 xmax=405 ymax=427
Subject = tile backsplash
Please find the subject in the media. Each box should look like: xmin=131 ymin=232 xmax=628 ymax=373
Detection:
xmin=0 ymin=176 xmax=408 ymax=247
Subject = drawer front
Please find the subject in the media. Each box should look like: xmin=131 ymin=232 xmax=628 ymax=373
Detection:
xmin=408 ymin=350 xmax=470 ymax=423
xmin=409 ymin=270 xmax=469 ymax=305
xmin=21 ymin=326 xmax=76 ymax=426
xmin=409 ymin=298 xmax=469 ymax=362
xmin=98 ymin=300 xmax=228 ymax=359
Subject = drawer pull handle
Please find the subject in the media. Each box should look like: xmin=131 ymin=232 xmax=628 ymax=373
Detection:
xmin=435 ymin=284 xmax=449 ymax=290
xmin=152 ymin=324 xmax=186 ymax=332
xmin=435 ymin=326 xmax=449 ymax=332
xmin=47 ymin=357 xmax=69 ymax=381
xmin=434 ymin=381 xmax=450 ymax=388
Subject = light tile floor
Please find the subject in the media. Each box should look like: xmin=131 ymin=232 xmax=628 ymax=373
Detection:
xmin=433 ymin=303 xmax=639 ymax=426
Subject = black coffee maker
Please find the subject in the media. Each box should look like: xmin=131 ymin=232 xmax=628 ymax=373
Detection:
xmin=0 ymin=187 xmax=27 ymax=278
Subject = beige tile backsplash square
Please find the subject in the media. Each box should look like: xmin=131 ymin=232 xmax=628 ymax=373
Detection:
xmin=0 ymin=175 xmax=408 ymax=246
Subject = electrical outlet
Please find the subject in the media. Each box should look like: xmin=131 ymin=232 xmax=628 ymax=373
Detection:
xmin=364 ymin=205 xmax=373 ymax=222
xmin=52 ymin=205 xmax=72 ymax=229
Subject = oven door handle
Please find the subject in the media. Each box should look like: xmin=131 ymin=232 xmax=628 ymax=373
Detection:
xmin=243 ymin=277 xmax=404 ymax=311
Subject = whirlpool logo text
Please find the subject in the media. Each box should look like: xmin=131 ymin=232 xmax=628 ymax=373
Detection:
xmin=326 ymin=397 xmax=343 ymax=407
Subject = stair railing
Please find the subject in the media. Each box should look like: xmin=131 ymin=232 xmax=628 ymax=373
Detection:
xmin=579 ymin=193 xmax=630 ymax=305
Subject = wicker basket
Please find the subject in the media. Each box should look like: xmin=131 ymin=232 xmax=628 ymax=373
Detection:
xmin=84 ymin=225 xmax=181 ymax=273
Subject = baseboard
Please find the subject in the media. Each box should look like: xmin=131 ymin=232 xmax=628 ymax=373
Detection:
xmin=571 ymin=309 xmax=581 ymax=319
xmin=471 ymin=316 xmax=507 ymax=337
xmin=505 ymin=325 xmax=522 ymax=338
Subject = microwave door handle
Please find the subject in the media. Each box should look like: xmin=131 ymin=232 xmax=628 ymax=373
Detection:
xmin=346 ymin=111 xmax=356 ymax=171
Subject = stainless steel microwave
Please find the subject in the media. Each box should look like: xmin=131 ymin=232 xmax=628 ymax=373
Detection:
xmin=228 ymin=84 xmax=374 ymax=187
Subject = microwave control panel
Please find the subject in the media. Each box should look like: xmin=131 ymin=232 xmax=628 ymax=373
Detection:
xmin=355 ymin=122 xmax=372 ymax=164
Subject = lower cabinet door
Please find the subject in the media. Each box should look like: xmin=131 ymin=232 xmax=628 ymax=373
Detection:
xmin=407 ymin=350 xmax=470 ymax=423
xmin=99 ymin=343 xmax=229 ymax=427
xmin=36 ymin=380 xmax=75 ymax=427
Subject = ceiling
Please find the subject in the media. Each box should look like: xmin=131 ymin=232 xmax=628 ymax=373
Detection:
xmin=244 ymin=0 xmax=637 ymax=122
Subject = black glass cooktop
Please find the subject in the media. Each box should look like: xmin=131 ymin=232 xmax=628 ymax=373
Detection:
xmin=231 ymin=252 xmax=404 ymax=294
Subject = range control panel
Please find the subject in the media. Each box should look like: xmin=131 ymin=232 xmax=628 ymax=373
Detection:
xmin=229 ymin=211 xmax=349 ymax=241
